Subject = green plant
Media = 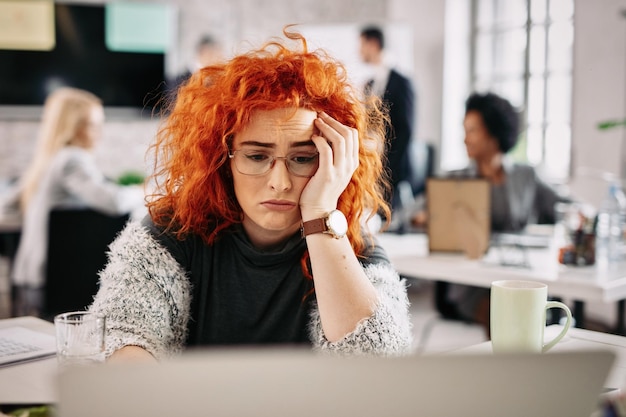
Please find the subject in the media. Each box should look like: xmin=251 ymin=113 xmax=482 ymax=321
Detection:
xmin=597 ymin=118 xmax=626 ymax=130
xmin=116 ymin=170 xmax=145 ymax=186
xmin=3 ymin=405 xmax=54 ymax=417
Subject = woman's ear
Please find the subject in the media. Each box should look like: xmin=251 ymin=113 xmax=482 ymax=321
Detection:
xmin=224 ymin=158 xmax=233 ymax=177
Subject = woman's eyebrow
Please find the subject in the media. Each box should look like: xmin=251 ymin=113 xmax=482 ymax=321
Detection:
xmin=238 ymin=140 xmax=316 ymax=148
xmin=291 ymin=140 xmax=316 ymax=148
xmin=239 ymin=140 xmax=274 ymax=148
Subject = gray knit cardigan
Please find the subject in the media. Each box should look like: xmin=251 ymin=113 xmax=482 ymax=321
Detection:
xmin=89 ymin=221 xmax=413 ymax=359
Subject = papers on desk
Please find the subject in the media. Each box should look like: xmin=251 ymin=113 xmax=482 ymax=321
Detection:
xmin=491 ymin=231 xmax=552 ymax=249
xmin=0 ymin=326 xmax=56 ymax=367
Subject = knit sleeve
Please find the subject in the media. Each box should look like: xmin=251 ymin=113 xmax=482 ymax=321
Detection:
xmin=88 ymin=221 xmax=192 ymax=360
xmin=308 ymin=263 xmax=413 ymax=356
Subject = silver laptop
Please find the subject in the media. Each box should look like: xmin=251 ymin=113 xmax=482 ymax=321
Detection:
xmin=0 ymin=326 xmax=56 ymax=367
xmin=58 ymin=348 xmax=614 ymax=417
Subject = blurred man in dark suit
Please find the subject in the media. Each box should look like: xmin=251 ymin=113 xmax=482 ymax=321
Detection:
xmin=360 ymin=26 xmax=416 ymax=213
xmin=167 ymin=35 xmax=224 ymax=102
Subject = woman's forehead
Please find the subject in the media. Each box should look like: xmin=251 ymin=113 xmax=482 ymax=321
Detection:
xmin=249 ymin=107 xmax=316 ymax=125
xmin=464 ymin=111 xmax=485 ymax=128
xmin=234 ymin=108 xmax=317 ymax=145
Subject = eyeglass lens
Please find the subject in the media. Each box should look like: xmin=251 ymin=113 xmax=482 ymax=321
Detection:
xmin=231 ymin=150 xmax=319 ymax=177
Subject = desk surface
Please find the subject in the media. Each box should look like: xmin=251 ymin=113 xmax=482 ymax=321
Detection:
xmin=456 ymin=325 xmax=626 ymax=390
xmin=377 ymin=232 xmax=626 ymax=303
xmin=3 ymin=317 xmax=626 ymax=405
xmin=0 ymin=316 xmax=57 ymax=405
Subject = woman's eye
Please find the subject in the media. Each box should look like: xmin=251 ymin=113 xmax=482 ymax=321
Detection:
xmin=291 ymin=154 xmax=319 ymax=164
xmin=245 ymin=153 xmax=269 ymax=162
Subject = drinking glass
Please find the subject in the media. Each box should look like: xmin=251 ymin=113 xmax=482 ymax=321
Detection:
xmin=54 ymin=311 xmax=106 ymax=367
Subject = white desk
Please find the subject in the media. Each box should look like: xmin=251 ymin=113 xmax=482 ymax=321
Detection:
xmin=455 ymin=325 xmax=626 ymax=390
xmin=377 ymin=232 xmax=626 ymax=330
xmin=0 ymin=316 xmax=58 ymax=405
xmin=3 ymin=317 xmax=626 ymax=407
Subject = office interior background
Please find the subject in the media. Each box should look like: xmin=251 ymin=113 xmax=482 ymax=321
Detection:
xmin=0 ymin=0 xmax=624 ymax=211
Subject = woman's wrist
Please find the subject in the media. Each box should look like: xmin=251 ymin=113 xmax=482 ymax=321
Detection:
xmin=300 ymin=205 xmax=338 ymax=222
xmin=107 ymin=345 xmax=156 ymax=363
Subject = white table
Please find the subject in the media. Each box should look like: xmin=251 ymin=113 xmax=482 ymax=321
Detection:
xmin=377 ymin=232 xmax=626 ymax=330
xmin=0 ymin=316 xmax=58 ymax=405
xmin=3 ymin=317 xmax=626 ymax=407
xmin=456 ymin=325 xmax=626 ymax=391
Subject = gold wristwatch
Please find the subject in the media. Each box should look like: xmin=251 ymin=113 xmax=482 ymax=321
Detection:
xmin=301 ymin=209 xmax=348 ymax=239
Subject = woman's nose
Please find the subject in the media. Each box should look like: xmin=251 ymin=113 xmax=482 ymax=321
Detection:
xmin=267 ymin=158 xmax=292 ymax=191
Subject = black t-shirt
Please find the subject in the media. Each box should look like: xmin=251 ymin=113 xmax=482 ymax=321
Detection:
xmin=142 ymin=217 xmax=390 ymax=347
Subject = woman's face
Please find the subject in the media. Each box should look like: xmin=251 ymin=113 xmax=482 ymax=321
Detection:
xmin=231 ymin=107 xmax=318 ymax=248
xmin=73 ymin=105 xmax=104 ymax=149
xmin=463 ymin=110 xmax=499 ymax=160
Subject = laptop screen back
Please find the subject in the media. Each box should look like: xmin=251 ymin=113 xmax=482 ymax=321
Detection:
xmin=58 ymin=348 xmax=614 ymax=417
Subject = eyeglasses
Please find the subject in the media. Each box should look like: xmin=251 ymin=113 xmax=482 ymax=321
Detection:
xmin=229 ymin=149 xmax=319 ymax=177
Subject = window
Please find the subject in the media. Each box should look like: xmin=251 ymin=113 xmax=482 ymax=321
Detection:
xmin=442 ymin=0 xmax=574 ymax=182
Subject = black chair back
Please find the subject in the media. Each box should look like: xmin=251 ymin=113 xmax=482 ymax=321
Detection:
xmin=409 ymin=141 xmax=435 ymax=196
xmin=45 ymin=209 xmax=129 ymax=317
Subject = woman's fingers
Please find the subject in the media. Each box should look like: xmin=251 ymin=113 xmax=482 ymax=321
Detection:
xmin=315 ymin=112 xmax=359 ymax=173
xmin=300 ymin=113 xmax=359 ymax=216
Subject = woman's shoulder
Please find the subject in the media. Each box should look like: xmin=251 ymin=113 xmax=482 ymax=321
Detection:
xmin=106 ymin=217 xmax=187 ymax=266
xmin=56 ymin=145 xmax=92 ymax=159
xmin=140 ymin=215 xmax=181 ymax=247
xmin=139 ymin=215 xmax=208 ymax=267
xmin=505 ymin=160 xmax=537 ymax=180
xmin=50 ymin=146 xmax=93 ymax=169
xmin=140 ymin=215 xmax=164 ymax=235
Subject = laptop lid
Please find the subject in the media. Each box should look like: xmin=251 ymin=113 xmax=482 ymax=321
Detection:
xmin=58 ymin=348 xmax=614 ymax=417
xmin=427 ymin=177 xmax=491 ymax=253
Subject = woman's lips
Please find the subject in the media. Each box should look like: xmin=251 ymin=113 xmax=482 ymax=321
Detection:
xmin=261 ymin=200 xmax=297 ymax=211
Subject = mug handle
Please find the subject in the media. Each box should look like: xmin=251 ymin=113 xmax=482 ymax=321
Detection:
xmin=542 ymin=301 xmax=572 ymax=353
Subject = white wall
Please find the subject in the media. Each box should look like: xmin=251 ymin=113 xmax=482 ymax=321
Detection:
xmin=568 ymin=0 xmax=626 ymax=208
xmin=389 ymin=0 xmax=446 ymax=148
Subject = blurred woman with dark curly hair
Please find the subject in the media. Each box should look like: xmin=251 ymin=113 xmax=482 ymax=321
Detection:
xmin=89 ymin=30 xmax=412 ymax=361
xmin=420 ymin=92 xmax=570 ymax=335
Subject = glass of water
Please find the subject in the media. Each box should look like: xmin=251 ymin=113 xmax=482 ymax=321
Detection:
xmin=54 ymin=311 xmax=106 ymax=367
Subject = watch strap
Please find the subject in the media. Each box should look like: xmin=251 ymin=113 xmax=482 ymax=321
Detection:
xmin=301 ymin=217 xmax=327 ymax=237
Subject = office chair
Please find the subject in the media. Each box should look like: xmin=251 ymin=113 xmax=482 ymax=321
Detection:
xmin=408 ymin=140 xmax=435 ymax=197
xmin=44 ymin=208 xmax=129 ymax=318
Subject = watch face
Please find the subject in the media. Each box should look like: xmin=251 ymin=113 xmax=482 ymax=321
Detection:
xmin=328 ymin=210 xmax=348 ymax=237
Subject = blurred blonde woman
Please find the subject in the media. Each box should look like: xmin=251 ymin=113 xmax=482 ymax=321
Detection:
xmin=12 ymin=87 xmax=144 ymax=315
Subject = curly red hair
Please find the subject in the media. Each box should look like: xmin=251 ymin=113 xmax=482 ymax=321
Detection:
xmin=148 ymin=29 xmax=390 ymax=259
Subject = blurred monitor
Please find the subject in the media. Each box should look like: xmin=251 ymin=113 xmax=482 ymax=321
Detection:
xmin=0 ymin=3 xmax=169 ymax=119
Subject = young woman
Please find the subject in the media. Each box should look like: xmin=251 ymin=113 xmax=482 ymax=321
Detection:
xmin=434 ymin=92 xmax=570 ymax=332
xmin=12 ymin=87 xmax=144 ymax=315
xmin=89 ymin=31 xmax=412 ymax=361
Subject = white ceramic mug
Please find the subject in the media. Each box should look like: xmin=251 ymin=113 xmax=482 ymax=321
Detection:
xmin=490 ymin=280 xmax=572 ymax=353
